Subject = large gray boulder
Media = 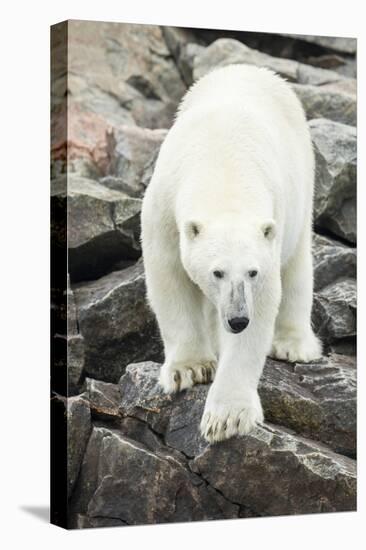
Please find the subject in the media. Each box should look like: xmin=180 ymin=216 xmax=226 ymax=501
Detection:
xmin=260 ymin=355 xmax=356 ymax=457
xmin=192 ymin=38 xmax=350 ymax=86
xmin=67 ymin=20 xmax=186 ymax=130
xmin=313 ymin=234 xmax=356 ymax=291
xmin=293 ymin=84 xmax=356 ymax=126
xmin=189 ymin=39 xmax=356 ymax=126
xmin=73 ymin=261 xmax=163 ymax=383
xmin=103 ymin=125 xmax=167 ymax=197
xmin=52 ymin=175 xmax=142 ymax=281
xmin=69 ymin=423 xmax=238 ymax=527
xmin=313 ymin=279 xmax=356 ymax=343
xmin=310 ymin=119 xmax=356 ymax=243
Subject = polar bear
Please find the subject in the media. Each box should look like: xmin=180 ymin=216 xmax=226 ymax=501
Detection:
xmin=141 ymin=64 xmax=322 ymax=443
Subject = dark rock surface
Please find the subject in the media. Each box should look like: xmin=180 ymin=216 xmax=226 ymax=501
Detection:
xmin=52 ymin=175 xmax=142 ymax=282
xmin=67 ymin=278 xmax=85 ymax=392
xmin=120 ymin=357 xmax=356 ymax=458
xmin=67 ymin=395 xmax=91 ymax=499
xmin=67 ymin=360 xmax=356 ymax=526
xmin=52 ymin=22 xmax=357 ymax=527
xmin=85 ymin=377 xmax=121 ymax=419
xmin=73 ymin=261 xmax=163 ymax=383
xmin=282 ymin=34 xmax=356 ymax=55
xmin=260 ymin=356 xmax=356 ymax=456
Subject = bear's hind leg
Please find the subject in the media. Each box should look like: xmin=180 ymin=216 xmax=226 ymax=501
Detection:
xmin=144 ymin=246 xmax=216 ymax=394
xmin=271 ymin=227 xmax=322 ymax=363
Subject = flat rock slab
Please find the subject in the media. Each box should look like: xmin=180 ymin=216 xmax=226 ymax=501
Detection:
xmin=119 ymin=355 xmax=356 ymax=457
xmin=52 ymin=175 xmax=142 ymax=282
xmin=260 ymin=355 xmax=356 ymax=456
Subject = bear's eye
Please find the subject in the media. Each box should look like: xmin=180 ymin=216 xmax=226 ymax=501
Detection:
xmin=249 ymin=270 xmax=258 ymax=278
xmin=213 ymin=270 xmax=224 ymax=279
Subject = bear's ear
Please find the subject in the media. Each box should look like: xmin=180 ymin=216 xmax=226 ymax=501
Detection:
xmin=184 ymin=220 xmax=202 ymax=240
xmin=261 ymin=219 xmax=276 ymax=241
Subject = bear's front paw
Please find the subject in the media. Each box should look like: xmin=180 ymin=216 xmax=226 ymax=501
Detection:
xmin=200 ymin=392 xmax=264 ymax=444
xmin=271 ymin=329 xmax=322 ymax=363
xmin=159 ymin=360 xmax=216 ymax=394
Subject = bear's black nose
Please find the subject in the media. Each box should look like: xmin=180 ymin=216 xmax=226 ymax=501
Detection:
xmin=228 ymin=317 xmax=249 ymax=333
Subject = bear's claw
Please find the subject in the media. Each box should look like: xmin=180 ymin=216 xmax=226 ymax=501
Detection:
xmin=159 ymin=360 xmax=216 ymax=394
xmin=200 ymin=395 xmax=264 ymax=443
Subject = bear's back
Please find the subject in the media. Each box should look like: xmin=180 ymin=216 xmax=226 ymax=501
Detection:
xmin=178 ymin=64 xmax=307 ymax=133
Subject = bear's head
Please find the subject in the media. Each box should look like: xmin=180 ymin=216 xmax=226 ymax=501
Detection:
xmin=180 ymin=217 xmax=277 ymax=334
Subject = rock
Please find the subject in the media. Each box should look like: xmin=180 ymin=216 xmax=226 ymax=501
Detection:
xmin=179 ymin=43 xmax=206 ymax=86
xmin=52 ymin=175 xmax=142 ymax=282
xmin=293 ymin=84 xmax=356 ymax=126
xmin=120 ymin=355 xmax=356 ymax=457
xmin=193 ymin=38 xmax=348 ymax=86
xmin=313 ymin=279 xmax=356 ymax=343
xmin=67 ymin=395 xmax=91 ymax=499
xmin=104 ymin=125 xmax=167 ymax=197
xmin=51 ymin=103 xmax=117 ymax=180
xmin=282 ymin=34 xmax=356 ymax=55
xmin=117 ymin=361 xmax=356 ymax=517
xmin=75 ymin=515 xmax=126 ymax=528
xmin=307 ymin=53 xmax=347 ymax=70
xmin=319 ymin=79 xmax=357 ymax=99
xmin=67 ymin=20 xmax=186 ymax=129
xmin=67 ymin=335 xmax=85 ymax=394
xmin=70 ymin=424 xmax=238 ymax=527
xmin=192 ymin=424 xmax=356 ymax=516
xmin=161 ymin=26 xmax=205 ymax=86
xmin=67 ymin=278 xmax=85 ymax=392
xmin=85 ymin=378 xmax=121 ymax=419
xmin=310 ymin=119 xmax=356 ymax=243
xmin=313 ymin=234 xmax=356 ymax=291
xmin=119 ymin=361 xmax=208 ymax=457
xmin=260 ymin=355 xmax=356 ymax=457
xmin=73 ymin=261 xmax=163 ymax=383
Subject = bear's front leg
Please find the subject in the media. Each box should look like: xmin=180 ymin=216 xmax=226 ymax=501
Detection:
xmin=159 ymin=295 xmax=217 ymax=394
xmin=144 ymin=242 xmax=217 ymax=394
xmin=200 ymin=318 xmax=274 ymax=444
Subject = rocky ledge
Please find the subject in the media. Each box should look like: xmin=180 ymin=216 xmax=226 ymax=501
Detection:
xmin=66 ymin=356 xmax=356 ymax=527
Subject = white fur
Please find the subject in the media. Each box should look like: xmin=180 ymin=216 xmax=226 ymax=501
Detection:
xmin=141 ymin=65 xmax=322 ymax=444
